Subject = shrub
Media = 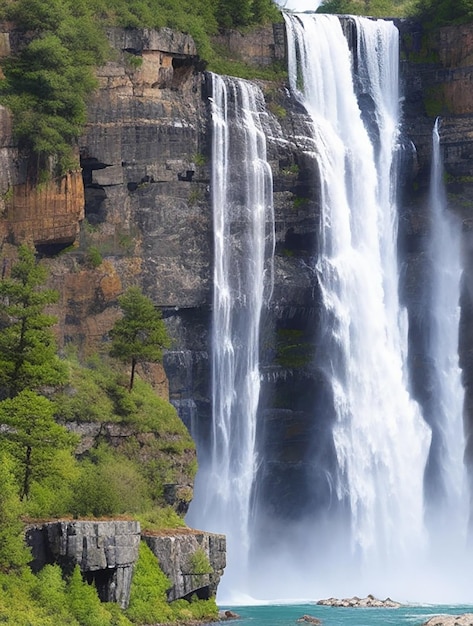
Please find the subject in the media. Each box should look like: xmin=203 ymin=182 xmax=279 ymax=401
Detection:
xmin=126 ymin=542 xmax=174 ymax=625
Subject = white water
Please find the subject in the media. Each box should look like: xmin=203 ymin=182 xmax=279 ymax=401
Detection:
xmin=426 ymin=119 xmax=467 ymax=544
xmin=186 ymin=73 xmax=275 ymax=597
xmin=279 ymin=12 xmax=433 ymax=598
xmin=188 ymin=17 xmax=470 ymax=606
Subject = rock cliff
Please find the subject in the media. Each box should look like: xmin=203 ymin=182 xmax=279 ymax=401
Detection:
xmin=26 ymin=521 xmax=226 ymax=609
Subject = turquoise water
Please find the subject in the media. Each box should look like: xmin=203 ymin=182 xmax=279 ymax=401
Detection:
xmin=219 ymin=603 xmax=473 ymax=626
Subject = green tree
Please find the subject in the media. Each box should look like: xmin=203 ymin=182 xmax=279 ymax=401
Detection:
xmin=0 ymin=391 xmax=77 ymax=500
xmin=0 ymin=245 xmax=67 ymax=399
xmin=0 ymin=453 xmax=31 ymax=571
xmin=109 ymin=287 xmax=170 ymax=391
xmin=413 ymin=0 xmax=473 ymax=25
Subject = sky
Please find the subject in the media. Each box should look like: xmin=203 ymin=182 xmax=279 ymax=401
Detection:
xmin=274 ymin=0 xmax=323 ymax=11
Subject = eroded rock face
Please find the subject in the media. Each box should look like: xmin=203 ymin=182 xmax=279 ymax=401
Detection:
xmin=26 ymin=521 xmax=141 ymax=608
xmin=26 ymin=522 xmax=226 ymax=607
xmin=143 ymin=530 xmax=226 ymax=601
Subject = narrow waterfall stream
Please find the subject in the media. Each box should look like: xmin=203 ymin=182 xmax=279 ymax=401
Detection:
xmin=425 ymin=119 xmax=466 ymax=546
xmin=186 ymin=73 xmax=275 ymax=598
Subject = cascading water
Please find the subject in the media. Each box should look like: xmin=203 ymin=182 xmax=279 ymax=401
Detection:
xmin=424 ymin=119 xmax=467 ymax=553
xmin=188 ymin=14 xmax=470 ymax=605
xmin=280 ymin=13 xmax=432 ymax=594
xmin=186 ymin=73 xmax=275 ymax=599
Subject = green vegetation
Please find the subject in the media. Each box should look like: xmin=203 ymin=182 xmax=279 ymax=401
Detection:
xmin=0 ymin=248 xmax=208 ymax=624
xmin=0 ymin=0 xmax=109 ymax=177
xmin=317 ymin=0 xmax=473 ymax=24
xmin=189 ymin=547 xmax=213 ymax=575
xmin=317 ymin=0 xmax=415 ymax=17
xmin=0 ymin=0 xmax=281 ymax=175
xmin=0 ymin=391 xmax=77 ymax=500
xmin=127 ymin=543 xmax=218 ymax=626
xmin=110 ymin=287 xmax=171 ymax=391
xmin=413 ymin=0 xmax=473 ymax=27
xmin=0 ymin=244 xmax=67 ymax=398
xmin=85 ymin=246 xmax=103 ymax=268
xmin=276 ymin=328 xmax=313 ymax=368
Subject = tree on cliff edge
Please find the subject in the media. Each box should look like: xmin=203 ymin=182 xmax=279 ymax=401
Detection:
xmin=109 ymin=287 xmax=170 ymax=391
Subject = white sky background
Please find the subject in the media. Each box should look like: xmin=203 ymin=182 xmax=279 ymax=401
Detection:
xmin=274 ymin=0 xmax=324 ymax=11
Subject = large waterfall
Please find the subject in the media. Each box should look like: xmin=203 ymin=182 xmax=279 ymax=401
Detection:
xmin=279 ymin=12 xmax=431 ymax=597
xmin=188 ymin=14 xmax=469 ymax=605
xmin=186 ymin=73 xmax=275 ymax=598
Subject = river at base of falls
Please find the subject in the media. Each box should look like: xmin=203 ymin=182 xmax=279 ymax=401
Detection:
xmin=213 ymin=603 xmax=473 ymax=626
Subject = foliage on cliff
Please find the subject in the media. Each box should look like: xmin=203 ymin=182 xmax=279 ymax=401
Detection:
xmin=317 ymin=0 xmax=415 ymax=16
xmin=317 ymin=0 xmax=473 ymax=23
xmin=0 ymin=0 xmax=108 ymax=176
xmin=0 ymin=0 xmax=280 ymax=174
xmin=110 ymin=287 xmax=170 ymax=391
xmin=413 ymin=0 xmax=473 ymax=26
xmin=0 ymin=247 xmax=202 ymax=623
xmin=0 ymin=245 xmax=67 ymax=397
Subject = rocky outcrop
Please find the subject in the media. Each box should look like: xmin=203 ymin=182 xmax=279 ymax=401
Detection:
xmin=143 ymin=529 xmax=226 ymax=602
xmin=65 ymin=421 xmax=194 ymax=514
xmin=26 ymin=522 xmax=226 ymax=608
xmin=26 ymin=521 xmax=141 ymax=608
xmin=423 ymin=615 xmax=473 ymax=626
xmin=317 ymin=595 xmax=401 ymax=608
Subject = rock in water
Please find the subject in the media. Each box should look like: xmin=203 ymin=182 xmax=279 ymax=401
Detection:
xmin=316 ymin=595 xmax=401 ymax=608
xmin=297 ymin=615 xmax=322 ymax=624
xmin=423 ymin=615 xmax=473 ymax=626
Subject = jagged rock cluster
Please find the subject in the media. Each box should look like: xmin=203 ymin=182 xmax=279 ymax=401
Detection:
xmin=316 ymin=595 xmax=401 ymax=608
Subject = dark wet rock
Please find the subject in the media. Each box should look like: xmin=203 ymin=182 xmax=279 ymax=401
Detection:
xmin=297 ymin=615 xmax=322 ymax=624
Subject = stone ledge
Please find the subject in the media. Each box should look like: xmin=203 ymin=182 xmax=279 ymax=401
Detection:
xmin=26 ymin=521 xmax=226 ymax=609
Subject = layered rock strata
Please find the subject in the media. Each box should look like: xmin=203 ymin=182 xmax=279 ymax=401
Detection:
xmin=26 ymin=521 xmax=226 ymax=608
xmin=26 ymin=520 xmax=140 ymax=608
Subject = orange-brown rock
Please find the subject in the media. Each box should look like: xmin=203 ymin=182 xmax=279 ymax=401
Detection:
xmin=4 ymin=172 xmax=84 ymax=245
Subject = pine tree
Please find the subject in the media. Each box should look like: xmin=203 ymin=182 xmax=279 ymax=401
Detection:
xmin=0 ymin=453 xmax=31 ymax=570
xmin=109 ymin=287 xmax=171 ymax=391
xmin=0 ymin=244 xmax=67 ymax=399
xmin=0 ymin=390 xmax=77 ymax=500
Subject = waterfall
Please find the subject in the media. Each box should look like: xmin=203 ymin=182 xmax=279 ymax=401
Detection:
xmin=188 ymin=15 xmax=469 ymax=605
xmin=279 ymin=12 xmax=432 ymax=597
xmin=186 ymin=73 xmax=275 ymax=599
xmin=425 ymin=118 xmax=467 ymax=552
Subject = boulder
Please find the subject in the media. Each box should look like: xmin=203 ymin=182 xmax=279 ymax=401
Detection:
xmin=297 ymin=615 xmax=322 ymax=624
xmin=423 ymin=615 xmax=473 ymax=626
